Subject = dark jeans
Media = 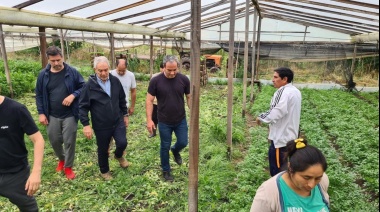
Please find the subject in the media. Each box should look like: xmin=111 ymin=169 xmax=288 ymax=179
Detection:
xmin=158 ymin=118 xmax=188 ymax=172
xmin=94 ymin=121 xmax=127 ymax=174
xmin=268 ymin=141 xmax=287 ymax=176
xmin=0 ymin=167 xmax=38 ymax=212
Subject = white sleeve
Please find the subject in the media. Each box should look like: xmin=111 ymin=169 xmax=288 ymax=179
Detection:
xmin=131 ymin=73 xmax=137 ymax=89
xmin=259 ymin=90 xmax=289 ymax=124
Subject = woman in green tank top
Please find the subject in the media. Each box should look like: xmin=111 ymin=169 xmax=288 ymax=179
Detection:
xmin=251 ymin=139 xmax=330 ymax=212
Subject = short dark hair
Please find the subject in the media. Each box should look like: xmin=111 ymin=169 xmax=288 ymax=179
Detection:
xmin=116 ymin=58 xmax=128 ymax=66
xmin=160 ymin=62 xmax=165 ymax=69
xmin=284 ymin=139 xmax=328 ymax=174
xmin=46 ymin=46 xmax=63 ymax=58
xmin=274 ymin=67 xmax=294 ymax=83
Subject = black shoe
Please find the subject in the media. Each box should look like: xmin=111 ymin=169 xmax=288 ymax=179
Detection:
xmin=163 ymin=171 xmax=174 ymax=182
xmin=171 ymin=149 xmax=183 ymax=165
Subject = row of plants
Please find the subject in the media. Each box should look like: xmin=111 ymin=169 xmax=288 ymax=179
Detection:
xmin=303 ymin=89 xmax=379 ymax=196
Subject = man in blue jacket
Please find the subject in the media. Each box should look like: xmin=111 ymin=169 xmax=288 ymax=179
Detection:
xmin=79 ymin=56 xmax=129 ymax=180
xmin=35 ymin=46 xmax=85 ymax=180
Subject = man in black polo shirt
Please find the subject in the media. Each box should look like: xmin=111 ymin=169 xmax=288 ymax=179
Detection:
xmin=146 ymin=55 xmax=191 ymax=181
xmin=0 ymin=95 xmax=45 ymax=211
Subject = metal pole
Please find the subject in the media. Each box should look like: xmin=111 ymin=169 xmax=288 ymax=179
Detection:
xmin=219 ymin=24 xmax=222 ymax=43
xmin=227 ymin=0 xmax=236 ymax=160
xmin=250 ymin=10 xmax=258 ymax=101
xmin=188 ymin=0 xmax=201 ymax=210
xmin=303 ymin=26 xmax=308 ymax=44
xmin=242 ymin=0 xmax=250 ymax=118
xmin=0 ymin=24 xmax=14 ymax=98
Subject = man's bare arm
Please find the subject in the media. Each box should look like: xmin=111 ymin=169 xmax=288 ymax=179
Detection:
xmin=26 ymin=131 xmax=45 ymax=196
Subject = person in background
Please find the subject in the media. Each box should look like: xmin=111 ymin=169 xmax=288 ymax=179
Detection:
xmin=35 ymin=46 xmax=85 ymax=180
xmin=110 ymin=58 xmax=136 ymax=115
xmin=256 ymin=67 xmax=302 ymax=176
xmin=146 ymin=55 xmax=191 ymax=181
xmin=250 ymin=139 xmax=330 ymax=212
xmin=149 ymin=62 xmax=165 ymax=138
xmin=0 ymin=95 xmax=45 ymax=212
xmin=79 ymin=56 xmax=129 ymax=181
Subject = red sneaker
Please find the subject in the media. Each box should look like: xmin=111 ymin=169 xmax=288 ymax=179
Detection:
xmin=64 ymin=167 xmax=76 ymax=180
xmin=56 ymin=160 xmax=64 ymax=172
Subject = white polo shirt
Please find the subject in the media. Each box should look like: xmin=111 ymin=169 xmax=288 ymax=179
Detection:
xmin=258 ymin=83 xmax=302 ymax=148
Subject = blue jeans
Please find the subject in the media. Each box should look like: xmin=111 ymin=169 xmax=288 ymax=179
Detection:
xmin=158 ymin=118 xmax=188 ymax=172
xmin=94 ymin=121 xmax=127 ymax=174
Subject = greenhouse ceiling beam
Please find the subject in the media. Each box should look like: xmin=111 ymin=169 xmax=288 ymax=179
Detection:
xmin=261 ymin=5 xmax=379 ymax=31
xmin=288 ymin=0 xmax=379 ymax=17
xmin=87 ymin=0 xmax=153 ymax=20
xmin=13 ymin=0 xmax=43 ymax=9
xmin=331 ymin=0 xmax=379 ymax=10
xmin=0 ymin=7 xmax=185 ymax=38
xmin=161 ymin=0 xmax=231 ymax=31
xmin=57 ymin=0 xmax=108 ymax=16
xmin=263 ymin=13 xmax=364 ymax=35
xmin=260 ymin=1 xmax=378 ymax=23
xmin=111 ymin=0 xmax=190 ymax=22
xmin=171 ymin=5 xmax=250 ymax=30
xmin=250 ymin=0 xmax=262 ymax=18
xmin=143 ymin=1 xmax=247 ymax=27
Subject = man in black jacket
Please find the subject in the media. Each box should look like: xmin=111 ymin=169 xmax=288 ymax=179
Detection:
xmin=79 ymin=56 xmax=129 ymax=180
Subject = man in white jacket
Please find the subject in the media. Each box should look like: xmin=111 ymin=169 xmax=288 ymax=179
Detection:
xmin=256 ymin=67 xmax=301 ymax=176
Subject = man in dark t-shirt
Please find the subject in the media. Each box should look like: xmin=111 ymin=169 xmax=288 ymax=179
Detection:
xmin=35 ymin=46 xmax=84 ymax=180
xmin=146 ymin=55 xmax=191 ymax=181
xmin=0 ymin=95 xmax=45 ymax=211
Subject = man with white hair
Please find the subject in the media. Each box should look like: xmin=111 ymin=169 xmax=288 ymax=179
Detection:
xmin=79 ymin=56 xmax=130 ymax=180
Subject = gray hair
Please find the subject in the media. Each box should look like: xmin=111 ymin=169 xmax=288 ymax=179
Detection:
xmin=163 ymin=55 xmax=179 ymax=67
xmin=93 ymin=56 xmax=110 ymax=69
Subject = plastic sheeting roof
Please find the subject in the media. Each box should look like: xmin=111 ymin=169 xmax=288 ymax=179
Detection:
xmin=0 ymin=0 xmax=378 ymax=52
xmin=0 ymin=0 xmax=378 ymax=35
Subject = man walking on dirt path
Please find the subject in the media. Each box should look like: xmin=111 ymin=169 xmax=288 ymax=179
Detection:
xmin=36 ymin=46 xmax=85 ymax=180
xmin=146 ymin=55 xmax=191 ymax=182
xmin=79 ymin=56 xmax=130 ymax=181
xmin=256 ymin=67 xmax=302 ymax=177
xmin=0 ymin=95 xmax=45 ymax=211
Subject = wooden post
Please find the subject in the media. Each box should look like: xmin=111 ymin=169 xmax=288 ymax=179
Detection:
xmin=39 ymin=27 xmax=48 ymax=68
xmin=250 ymin=10 xmax=258 ymax=101
xmin=59 ymin=29 xmax=65 ymax=61
xmin=0 ymin=24 xmax=14 ymax=98
xmin=349 ymin=43 xmax=358 ymax=90
xmin=109 ymin=33 xmax=115 ymax=69
xmin=188 ymin=0 xmax=201 ymax=211
xmin=255 ymin=17 xmax=262 ymax=81
xmin=227 ymin=0 xmax=236 ymax=160
xmin=150 ymin=35 xmax=154 ymax=79
xmin=242 ymin=0 xmax=250 ymax=118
